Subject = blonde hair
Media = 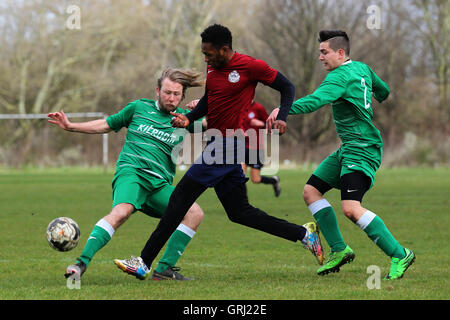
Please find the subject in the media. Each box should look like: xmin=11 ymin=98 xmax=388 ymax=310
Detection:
xmin=157 ymin=68 xmax=204 ymax=98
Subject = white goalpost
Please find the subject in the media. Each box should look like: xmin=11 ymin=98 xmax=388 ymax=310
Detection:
xmin=0 ymin=112 xmax=109 ymax=168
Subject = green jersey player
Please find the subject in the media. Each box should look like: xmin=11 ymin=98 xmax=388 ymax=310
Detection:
xmin=48 ymin=68 xmax=205 ymax=281
xmin=267 ymin=30 xmax=414 ymax=280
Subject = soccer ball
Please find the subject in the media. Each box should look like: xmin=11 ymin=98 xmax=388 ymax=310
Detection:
xmin=46 ymin=217 xmax=81 ymax=252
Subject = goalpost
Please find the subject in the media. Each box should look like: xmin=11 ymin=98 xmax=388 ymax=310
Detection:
xmin=0 ymin=112 xmax=109 ymax=168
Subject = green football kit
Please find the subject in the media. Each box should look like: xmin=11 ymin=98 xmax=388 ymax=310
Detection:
xmin=289 ymin=60 xmax=390 ymax=188
xmin=106 ymin=98 xmax=193 ymax=216
xmin=290 ymin=60 xmax=411 ymax=272
xmin=77 ymin=99 xmax=201 ymax=274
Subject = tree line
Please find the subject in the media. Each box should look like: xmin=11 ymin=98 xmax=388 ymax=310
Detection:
xmin=0 ymin=0 xmax=448 ymax=167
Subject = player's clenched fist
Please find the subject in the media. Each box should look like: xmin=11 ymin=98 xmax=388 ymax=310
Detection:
xmin=170 ymin=112 xmax=190 ymax=128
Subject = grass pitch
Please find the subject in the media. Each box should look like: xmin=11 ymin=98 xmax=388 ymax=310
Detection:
xmin=0 ymin=167 xmax=449 ymax=300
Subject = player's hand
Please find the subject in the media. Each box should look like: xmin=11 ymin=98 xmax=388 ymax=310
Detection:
xmin=266 ymin=108 xmax=280 ymax=134
xmin=272 ymin=120 xmax=287 ymax=135
xmin=186 ymin=99 xmax=200 ymax=111
xmin=47 ymin=110 xmax=72 ymax=131
xmin=170 ymin=112 xmax=190 ymax=128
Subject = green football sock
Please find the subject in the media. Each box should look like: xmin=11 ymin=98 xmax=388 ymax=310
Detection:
xmin=356 ymin=211 xmax=406 ymax=259
xmin=154 ymin=224 xmax=195 ymax=273
xmin=78 ymin=218 xmax=114 ymax=268
xmin=308 ymin=199 xmax=347 ymax=252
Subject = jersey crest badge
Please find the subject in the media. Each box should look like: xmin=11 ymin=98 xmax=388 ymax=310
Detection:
xmin=228 ymin=70 xmax=240 ymax=83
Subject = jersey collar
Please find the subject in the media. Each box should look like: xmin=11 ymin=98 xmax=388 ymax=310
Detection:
xmin=342 ymin=59 xmax=352 ymax=65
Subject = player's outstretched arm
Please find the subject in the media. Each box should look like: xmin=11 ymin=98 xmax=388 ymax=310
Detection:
xmin=47 ymin=110 xmax=112 ymax=134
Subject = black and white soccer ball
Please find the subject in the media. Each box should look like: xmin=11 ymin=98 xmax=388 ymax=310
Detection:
xmin=46 ymin=217 xmax=81 ymax=252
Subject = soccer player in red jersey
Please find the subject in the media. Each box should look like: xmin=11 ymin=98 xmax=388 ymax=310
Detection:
xmin=123 ymin=24 xmax=324 ymax=280
xmin=241 ymin=101 xmax=281 ymax=197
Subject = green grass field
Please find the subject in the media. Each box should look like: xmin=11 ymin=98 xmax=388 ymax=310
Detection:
xmin=0 ymin=167 xmax=449 ymax=300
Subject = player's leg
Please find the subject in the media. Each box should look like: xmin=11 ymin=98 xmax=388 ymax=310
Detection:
xmin=148 ymin=184 xmax=204 ymax=280
xmin=343 ymin=197 xmax=406 ymax=259
xmin=250 ymin=168 xmax=281 ymax=197
xmin=305 ymin=176 xmax=356 ymax=276
xmin=303 ymin=151 xmax=358 ymax=275
xmin=244 ymin=148 xmax=262 ymax=183
xmin=304 ymin=152 xmax=347 ymax=254
xmin=113 ymin=177 xmax=206 ymax=280
xmin=214 ymin=171 xmax=324 ymax=264
xmin=249 ymin=167 xmax=262 ymax=183
xmin=138 ymin=174 xmax=207 ymax=272
xmin=65 ymin=204 xmax=134 ymax=279
xmin=340 ymin=172 xmax=414 ymax=279
xmin=65 ymin=176 xmax=143 ymax=279
xmin=152 ymin=203 xmax=203 ymax=280
xmin=114 ymin=201 xmax=204 ymax=281
xmin=78 ymin=203 xmax=134 ymax=266
xmin=247 ymin=148 xmax=281 ymax=196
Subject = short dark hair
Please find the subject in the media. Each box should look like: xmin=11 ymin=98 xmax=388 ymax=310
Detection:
xmin=318 ymin=30 xmax=350 ymax=56
xmin=201 ymin=24 xmax=233 ymax=50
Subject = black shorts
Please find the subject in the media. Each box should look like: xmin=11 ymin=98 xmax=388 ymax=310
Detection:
xmin=244 ymin=148 xmax=265 ymax=170
xmin=306 ymin=171 xmax=371 ymax=202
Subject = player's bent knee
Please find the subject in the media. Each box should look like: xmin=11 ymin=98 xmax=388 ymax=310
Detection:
xmin=250 ymin=172 xmax=261 ymax=184
xmin=251 ymin=177 xmax=261 ymax=184
xmin=108 ymin=203 xmax=134 ymax=227
xmin=302 ymin=184 xmax=322 ymax=204
xmin=224 ymin=205 xmax=251 ymax=224
xmin=342 ymin=207 xmax=354 ymax=219
xmin=183 ymin=203 xmax=204 ymax=226
xmin=190 ymin=203 xmax=204 ymax=219
xmin=341 ymin=201 xmax=363 ymax=222
xmin=222 ymin=204 xmax=240 ymax=223
xmin=226 ymin=212 xmax=240 ymax=224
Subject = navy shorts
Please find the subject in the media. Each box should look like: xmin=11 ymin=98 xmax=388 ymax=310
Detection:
xmin=186 ymin=136 xmax=248 ymax=187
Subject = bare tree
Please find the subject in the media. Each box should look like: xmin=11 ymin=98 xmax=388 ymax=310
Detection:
xmin=0 ymin=0 xmax=447 ymax=166
xmin=407 ymin=0 xmax=449 ymax=122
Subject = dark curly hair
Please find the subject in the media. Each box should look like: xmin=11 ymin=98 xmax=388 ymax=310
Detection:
xmin=201 ymin=24 xmax=233 ymax=50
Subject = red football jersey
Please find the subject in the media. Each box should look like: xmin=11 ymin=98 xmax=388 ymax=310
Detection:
xmin=205 ymin=52 xmax=277 ymax=136
xmin=242 ymin=101 xmax=269 ymax=149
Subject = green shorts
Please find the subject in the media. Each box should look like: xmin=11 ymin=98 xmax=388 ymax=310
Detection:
xmin=312 ymin=144 xmax=382 ymax=190
xmin=112 ymin=171 xmax=174 ymax=218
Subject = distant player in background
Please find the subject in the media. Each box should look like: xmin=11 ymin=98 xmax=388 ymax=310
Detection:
xmin=241 ymin=100 xmax=281 ymax=197
xmin=48 ymin=68 xmax=205 ymax=281
xmin=267 ymin=30 xmax=415 ymax=280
